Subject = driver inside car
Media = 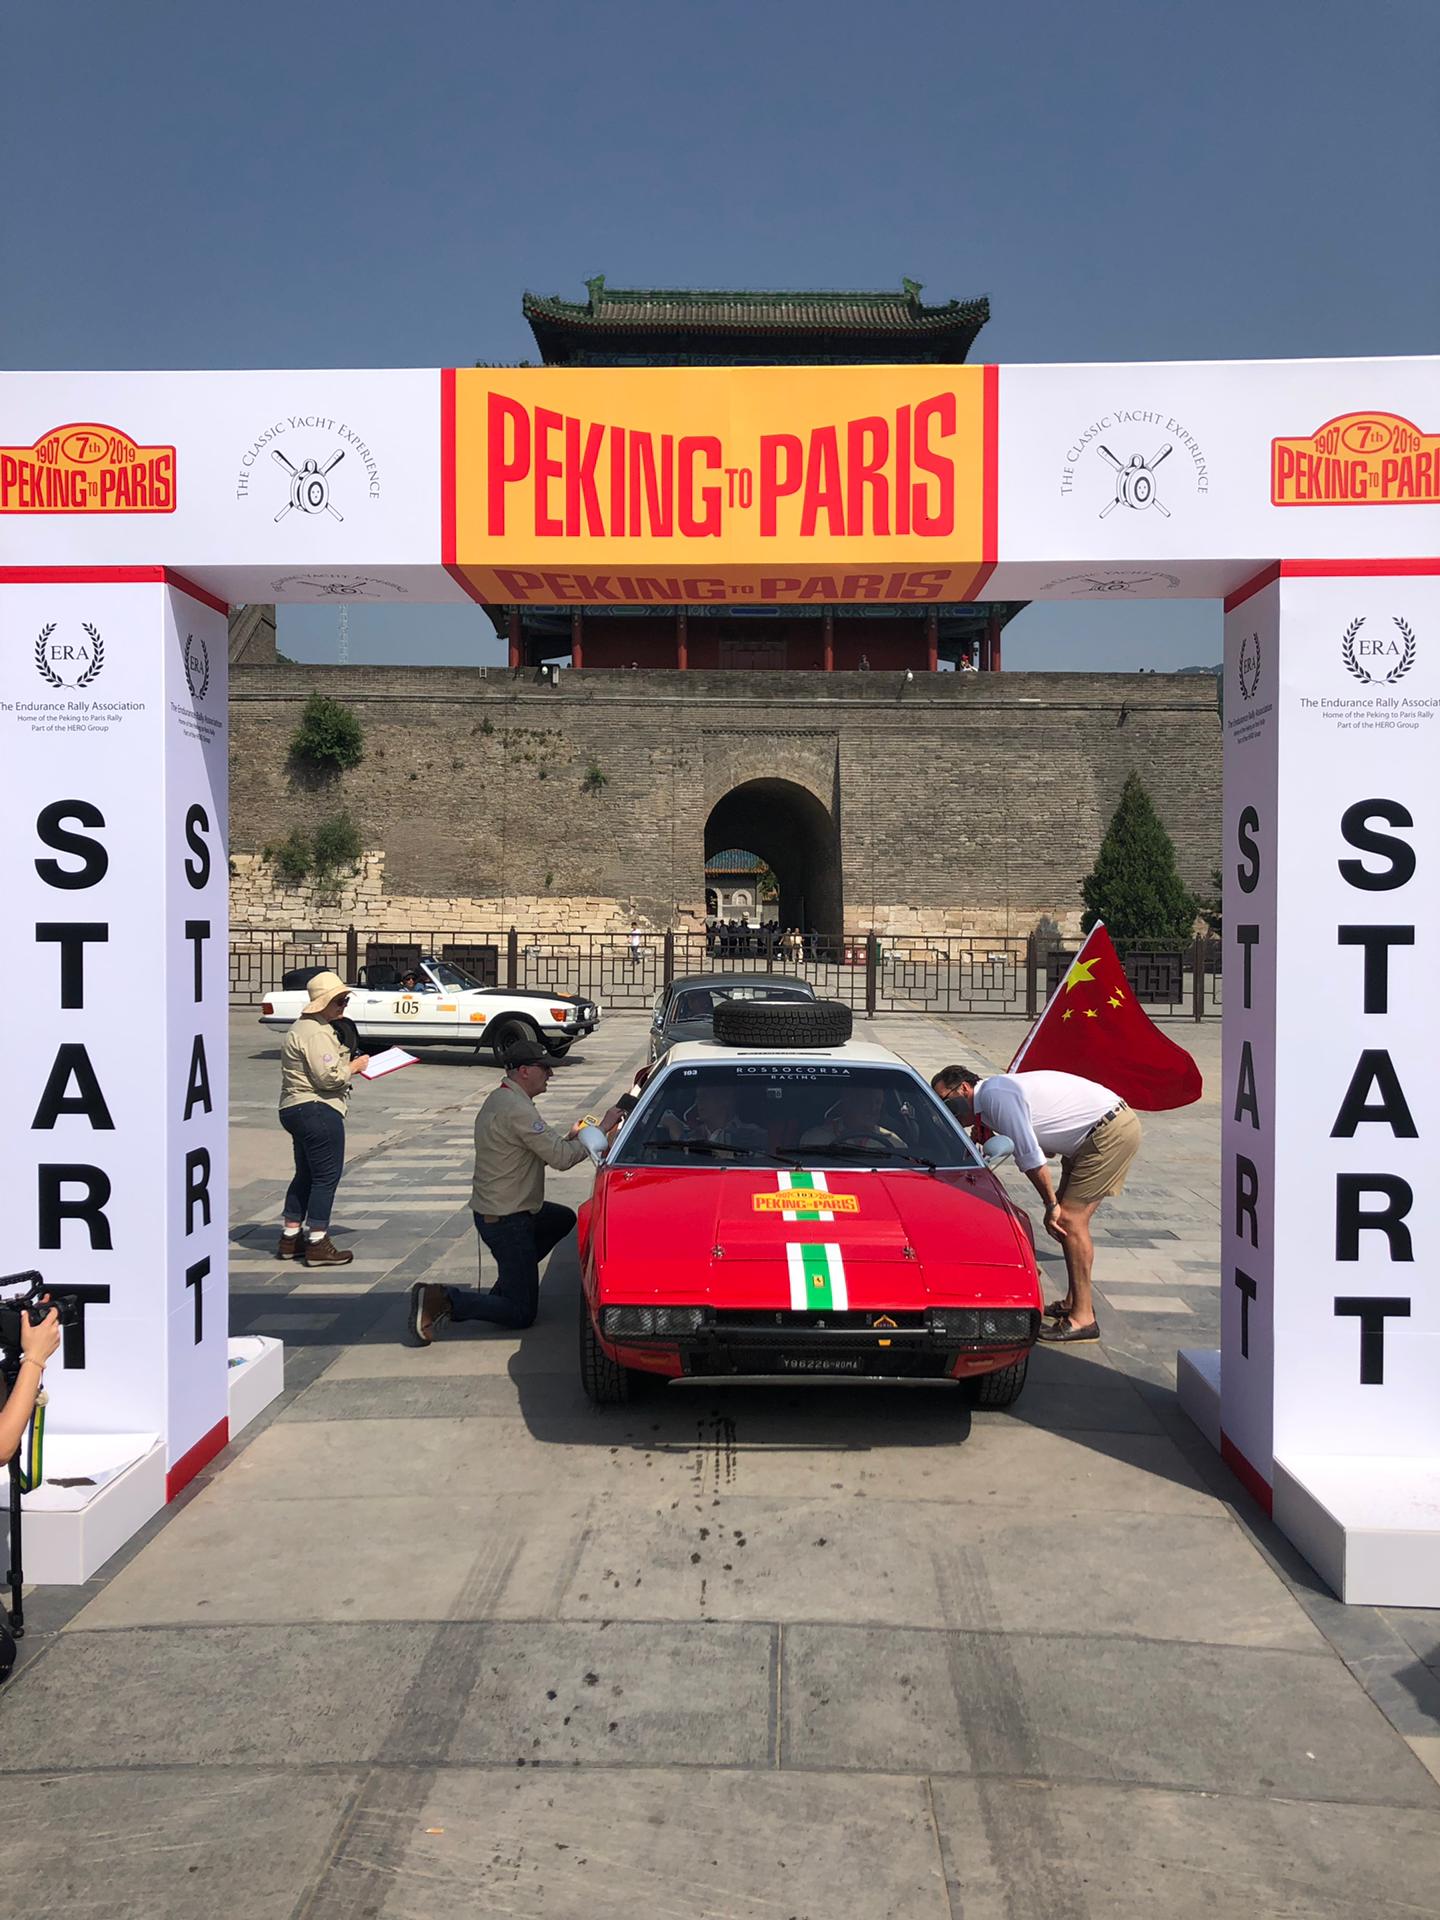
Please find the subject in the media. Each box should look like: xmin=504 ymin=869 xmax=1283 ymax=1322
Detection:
xmin=656 ymin=1082 xmax=768 ymax=1152
xmin=799 ymin=1084 xmax=914 ymax=1152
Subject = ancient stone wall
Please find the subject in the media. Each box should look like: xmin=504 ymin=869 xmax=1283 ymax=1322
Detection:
xmin=229 ymin=665 xmax=1220 ymax=938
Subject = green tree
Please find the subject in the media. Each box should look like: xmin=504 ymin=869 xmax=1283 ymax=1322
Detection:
xmin=266 ymin=829 xmax=311 ymax=887
xmin=1080 ymin=774 xmax=1197 ymax=944
xmin=291 ymin=694 xmax=364 ymax=773
xmin=312 ymin=811 xmax=363 ymax=888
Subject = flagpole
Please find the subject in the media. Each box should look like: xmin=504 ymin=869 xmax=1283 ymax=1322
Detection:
xmin=1007 ymin=922 xmax=1105 ymax=1074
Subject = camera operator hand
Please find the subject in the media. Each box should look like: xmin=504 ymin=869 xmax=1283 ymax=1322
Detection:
xmin=0 ymin=1302 xmax=58 ymax=1467
xmin=21 ymin=1306 xmax=60 ymax=1372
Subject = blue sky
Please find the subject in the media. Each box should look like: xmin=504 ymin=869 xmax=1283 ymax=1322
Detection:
xmin=6 ymin=0 xmax=1437 ymax=670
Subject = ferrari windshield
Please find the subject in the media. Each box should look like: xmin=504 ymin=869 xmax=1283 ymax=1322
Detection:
xmin=614 ymin=1062 xmax=981 ymax=1170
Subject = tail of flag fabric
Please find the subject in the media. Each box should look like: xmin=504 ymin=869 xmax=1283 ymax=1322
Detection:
xmin=1008 ymin=923 xmax=1203 ymax=1111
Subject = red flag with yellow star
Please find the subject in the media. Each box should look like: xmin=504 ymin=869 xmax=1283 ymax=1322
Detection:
xmin=1008 ymin=923 xmax=1202 ymax=1109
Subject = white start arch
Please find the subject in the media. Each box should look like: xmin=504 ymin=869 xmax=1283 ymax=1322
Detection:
xmin=1 ymin=357 xmax=1437 ymax=1599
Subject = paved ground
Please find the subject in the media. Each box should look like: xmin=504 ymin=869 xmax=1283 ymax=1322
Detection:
xmin=2 ymin=1008 xmax=1439 ymax=1918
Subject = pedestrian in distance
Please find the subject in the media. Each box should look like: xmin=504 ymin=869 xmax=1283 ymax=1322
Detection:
xmin=931 ymin=1065 xmax=1141 ymax=1342
xmin=628 ymin=920 xmax=642 ymax=966
xmin=277 ymin=971 xmax=370 ymax=1266
xmin=408 ymin=1042 xmax=623 ymax=1344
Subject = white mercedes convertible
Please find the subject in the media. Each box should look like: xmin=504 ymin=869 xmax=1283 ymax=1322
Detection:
xmin=259 ymin=956 xmax=601 ymax=1063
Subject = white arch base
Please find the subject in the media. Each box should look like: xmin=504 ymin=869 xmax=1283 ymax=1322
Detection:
xmin=1177 ymin=567 xmax=1440 ymax=1605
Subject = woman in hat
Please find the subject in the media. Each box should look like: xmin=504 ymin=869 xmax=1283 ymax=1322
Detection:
xmin=276 ymin=971 xmax=369 ymax=1266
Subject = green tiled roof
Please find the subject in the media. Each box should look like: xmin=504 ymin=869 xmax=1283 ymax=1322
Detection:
xmin=522 ymin=278 xmax=990 ymax=363
xmin=705 ymin=848 xmax=768 ymax=872
xmin=524 ymin=277 xmax=988 ymax=336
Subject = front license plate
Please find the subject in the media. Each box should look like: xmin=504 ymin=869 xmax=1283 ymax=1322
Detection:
xmin=780 ymin=1354 xmax=863 ymax=1373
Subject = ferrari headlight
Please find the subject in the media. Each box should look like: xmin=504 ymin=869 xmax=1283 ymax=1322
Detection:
xmin=929 ymin=1308 xmax=1034 ymax=1342
xmin=602 ymin=1305 xmax=708 ymax=1337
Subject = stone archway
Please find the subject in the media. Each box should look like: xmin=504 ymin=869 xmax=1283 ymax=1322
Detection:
xmin=704 ymin=777 xmax=842 ymax=934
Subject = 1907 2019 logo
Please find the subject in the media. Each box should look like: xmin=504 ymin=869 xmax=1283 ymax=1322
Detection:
xmin=1342 ymin=617 xmax=1416 ymax=685
xmin=35 ymin=621 xmax=104 ymax=687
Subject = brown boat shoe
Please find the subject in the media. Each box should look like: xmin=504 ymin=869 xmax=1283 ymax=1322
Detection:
xmin=407 ymin=1283 xmax=451 ymax=1347
xmin=301 ymin=1235 xmax=354 ymax=1267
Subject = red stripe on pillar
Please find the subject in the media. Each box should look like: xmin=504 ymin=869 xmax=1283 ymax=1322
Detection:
xmin=1220 ymin=1431 xmax=1273 ymax=1514
xmin=441 ymin=367 xmax=456 ymax=566
xmin=982 ymin=363 xmax=999 ymax=565
xmin=166 ymin=1415 xmax=229 ymax=1501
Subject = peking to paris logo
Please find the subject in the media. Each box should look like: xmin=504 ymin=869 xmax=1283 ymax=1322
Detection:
xmin=1341 ymin=617 xmax=1416 ymax=686
xmin=181 ymin=629 xmax=210 ymax=702
xmin=35 ymin=621 xmax=104 ymax=688
xmin=1238 ymin=630 xmax=1261 ymax=701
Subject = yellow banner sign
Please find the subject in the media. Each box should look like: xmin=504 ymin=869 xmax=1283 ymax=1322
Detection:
xmin=0 ymin=422 xmax=176 ymax=513
xmin=1271 ymin=411 xmax=1440 ymax=507
xmin=448 ymin=366 xmax=991 ymax=605
xmin=752 ymin=1190 xmax=861 ymax=1213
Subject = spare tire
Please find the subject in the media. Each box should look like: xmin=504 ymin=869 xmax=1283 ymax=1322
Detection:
xmin=712 ymin=997 xmax=853 ymax=1048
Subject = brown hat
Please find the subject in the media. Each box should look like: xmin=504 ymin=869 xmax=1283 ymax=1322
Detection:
xmin=302 ymin=970 xmax=354 ymax=1015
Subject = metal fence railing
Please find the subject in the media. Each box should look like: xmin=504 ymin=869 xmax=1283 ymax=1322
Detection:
xmin=231 ymin=926 xmax=1221 ymax=1021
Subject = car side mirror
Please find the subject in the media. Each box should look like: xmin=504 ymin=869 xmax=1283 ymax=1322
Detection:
xmin=982 ymin=1135 xmax=1015 ymax=1170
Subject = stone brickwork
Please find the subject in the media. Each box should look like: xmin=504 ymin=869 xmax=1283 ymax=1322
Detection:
xmin=229 ymin=665 xmax=1220 ymax=937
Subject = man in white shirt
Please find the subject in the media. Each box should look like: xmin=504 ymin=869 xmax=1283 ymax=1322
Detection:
xmin=932 ymin=1065 xmax=1142 ymax=1343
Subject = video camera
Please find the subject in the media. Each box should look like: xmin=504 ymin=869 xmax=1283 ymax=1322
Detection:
xmin=0 ymin=1272 xmax=78 ymax=1372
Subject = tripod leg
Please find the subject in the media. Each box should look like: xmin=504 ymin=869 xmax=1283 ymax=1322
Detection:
xmin=6 ymin=1459 xmax=23 ymax=1640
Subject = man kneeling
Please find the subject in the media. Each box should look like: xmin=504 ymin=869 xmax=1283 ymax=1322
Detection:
xmin=932 ymin=1065 xmax=1141 ymax=1343
xmin=408 ymin=1042 xmax=621 ymax=1345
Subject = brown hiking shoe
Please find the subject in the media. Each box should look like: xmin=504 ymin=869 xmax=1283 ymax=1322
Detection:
xmin=302 ymin=1235 xmax=354 ymax=1267
xmin=276 ymin=1234 xmax=302 ymax=1260
xmin=407 ymin=1283 xmax=450 ymax=1347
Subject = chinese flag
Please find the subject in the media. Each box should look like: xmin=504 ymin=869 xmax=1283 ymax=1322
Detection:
xmin=1008 ymin=923 xmax=1202 ymax=1110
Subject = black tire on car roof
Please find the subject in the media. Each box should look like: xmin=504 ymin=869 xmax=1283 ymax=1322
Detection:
xmin=712 ymin=997 xmax=853 ymax=1048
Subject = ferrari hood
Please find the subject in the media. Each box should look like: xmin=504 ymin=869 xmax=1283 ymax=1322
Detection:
xmin=594 ymin=1166 xmax=1035 ymax=1310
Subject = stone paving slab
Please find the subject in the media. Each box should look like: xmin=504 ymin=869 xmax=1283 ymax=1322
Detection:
xmin=126 ymin=1395 xmax=1221 ymax=1513
xmin=782 ymin=1625 xmax=1440 ymax=1805
xmin=307 ymin=1767 xmax=954 ymax=1920
xmin=929 ymin=1777 xmax=1440 ymax=1920
xmin=0 ymin=1769 xmax=363 ymax=1920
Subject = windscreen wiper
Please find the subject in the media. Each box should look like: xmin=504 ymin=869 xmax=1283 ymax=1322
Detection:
xmin=772 ymin=1146 xmax=939 ymax=1171
xmin=644 ymin=1140 xmax=762 ymax=1159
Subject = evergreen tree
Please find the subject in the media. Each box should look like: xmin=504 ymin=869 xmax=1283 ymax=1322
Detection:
xmin=1080 ymin=774 xmax=1197 ymax=944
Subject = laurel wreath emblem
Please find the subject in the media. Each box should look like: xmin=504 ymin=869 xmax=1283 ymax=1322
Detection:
xmin=34 ymin=623 xmax=62 ymax=687
xmin=1238 ymin=630 xmax=1261 ymax=700
xmin=182 ymin=629 xmax=210 ymax=702
xmin=1343 ymin=616 xmax=1416 ymax=686
xmin=35 ymin=621 xmax=104 ymax=688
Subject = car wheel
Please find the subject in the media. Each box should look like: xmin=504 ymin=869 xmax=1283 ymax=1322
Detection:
xmin=579 ymin=1293 xmax=631 ymax=1404
xmin=488 ymin=1017 xmax=537 ymax=1065
xmin=962 ymin=1355 xmax=1029 ymax=1409
xmin=712 ymin=997 xmax=853 ymax=1048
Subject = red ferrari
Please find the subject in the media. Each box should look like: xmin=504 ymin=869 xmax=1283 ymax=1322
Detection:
xmin=577 ymin=1006 xmax=1042 ymax=1406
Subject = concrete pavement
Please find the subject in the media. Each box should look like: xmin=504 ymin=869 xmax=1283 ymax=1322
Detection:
xmin=0 ymin=1008 xmax=1437 ymax=1919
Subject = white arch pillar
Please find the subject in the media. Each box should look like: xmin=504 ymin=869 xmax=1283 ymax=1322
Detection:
xmin=1179 ymin=562 xmax=1440 ymax=1603
xmin=0 ymin=574 xmax=233 ymax=1564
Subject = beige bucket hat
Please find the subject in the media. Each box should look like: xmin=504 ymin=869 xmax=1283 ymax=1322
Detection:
xmin=302 ymin=970 xmax=353 ymax=1015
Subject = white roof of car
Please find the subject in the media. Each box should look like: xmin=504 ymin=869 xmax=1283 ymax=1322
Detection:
xmin=662 ymin=1037 xmax=909 ymax=1069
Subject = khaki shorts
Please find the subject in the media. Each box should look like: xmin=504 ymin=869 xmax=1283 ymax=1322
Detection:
xmin=1057 ymin=1106 xmax=1142 ymax=1205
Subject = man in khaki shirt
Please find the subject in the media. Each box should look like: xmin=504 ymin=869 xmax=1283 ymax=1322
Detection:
xmin=408 ymin=1042 xmax=622 ymax=1344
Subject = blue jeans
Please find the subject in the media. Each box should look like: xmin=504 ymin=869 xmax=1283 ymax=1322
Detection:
xmin=446 ymin=1202 xmax=577 ymax=1329
xmin=280 ymin=1102 xmax=346 ymax=1231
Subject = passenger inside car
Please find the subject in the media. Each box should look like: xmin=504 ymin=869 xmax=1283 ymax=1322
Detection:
xmin=798 ymin=1085 xmax=916 ymax=1152
xmin=656 ymin=1082 xmax=768 ymax=1152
